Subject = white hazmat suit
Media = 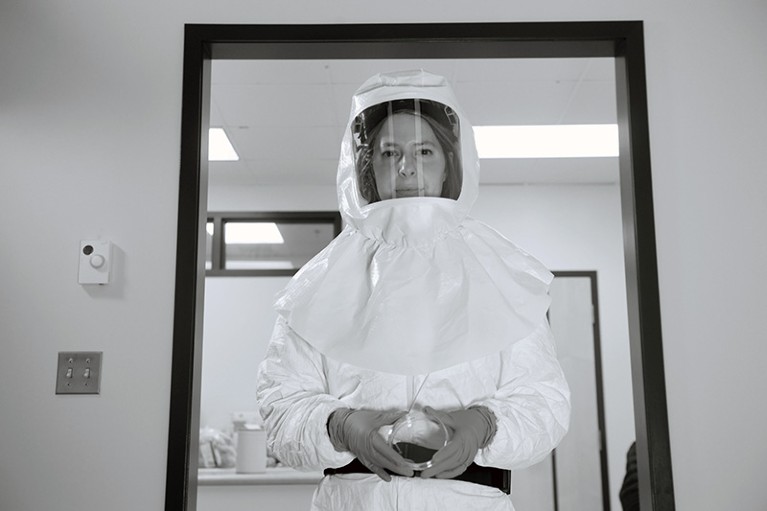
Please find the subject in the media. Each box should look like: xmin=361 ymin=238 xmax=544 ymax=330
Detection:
xmin=257 ymin=70 xmax=570 ymax=511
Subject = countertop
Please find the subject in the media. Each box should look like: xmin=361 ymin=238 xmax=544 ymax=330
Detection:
xmin=198 ymin=467 xmax=324 ymax=486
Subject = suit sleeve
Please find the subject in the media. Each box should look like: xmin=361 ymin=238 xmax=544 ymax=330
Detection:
xmin=474 ymin=321 xmax=571 ymax=470
xmin=256 ymin=317 xmax=355 ymax=471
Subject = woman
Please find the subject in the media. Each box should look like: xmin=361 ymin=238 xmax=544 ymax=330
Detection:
xmin=353 ymin=97 xmax=462 ymax=202
xmin=257 ymin=70 xmax=570 ymax=510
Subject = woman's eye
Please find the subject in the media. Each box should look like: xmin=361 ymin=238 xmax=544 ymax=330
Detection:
xmin=381 ymin=150 xmax=399 ymax=158
xmin=419 ymin=148 xmax=434 ymax=156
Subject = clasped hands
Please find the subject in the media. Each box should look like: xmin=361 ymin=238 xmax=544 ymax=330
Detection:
xmin=327 ymin=406 xmax=496 ymax=482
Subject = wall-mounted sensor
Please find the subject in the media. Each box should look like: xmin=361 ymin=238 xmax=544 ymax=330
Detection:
xmin=78 ymin=240 xmax=112 ymax=285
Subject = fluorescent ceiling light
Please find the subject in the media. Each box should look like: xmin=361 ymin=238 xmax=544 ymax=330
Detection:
xmin=225 ymin=222 xmax=284 ymax=244
xmin=473 ymin=124 xmax=619 ymax=158
xmin=209 ymin=128 xmax=239 ymax=161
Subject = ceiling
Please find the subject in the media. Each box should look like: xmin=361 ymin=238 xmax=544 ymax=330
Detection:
xmin=208 ymin=57 xmax=618 ymax=189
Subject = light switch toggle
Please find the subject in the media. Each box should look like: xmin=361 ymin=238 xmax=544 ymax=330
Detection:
xmin=66 ymin=368 xmax=73 ymax=378
xmin=83 ymin=368 xmax=91 ymax=379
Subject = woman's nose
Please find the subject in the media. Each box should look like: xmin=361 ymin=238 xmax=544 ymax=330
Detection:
xmin=397 ymin=155 xmax=417 ymax=177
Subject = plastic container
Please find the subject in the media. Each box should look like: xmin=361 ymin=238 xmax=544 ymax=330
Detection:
xmin=235 ymin=425 xmax=267 ymax=473
xmin=386 ymin=410 xmax=451 ymax=470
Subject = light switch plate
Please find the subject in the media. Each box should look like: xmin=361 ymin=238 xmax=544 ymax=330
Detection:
xmin=56 ymin=352 xmax=102 ymax=394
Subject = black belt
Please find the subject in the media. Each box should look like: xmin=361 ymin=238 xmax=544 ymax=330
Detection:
xmin=324 ymin=454 xmax=510 ymax=495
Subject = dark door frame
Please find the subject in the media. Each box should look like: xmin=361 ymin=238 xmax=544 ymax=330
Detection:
xmin=168 ymin=22 xmax=674 ymax=511
xmin=551 ymin=270 xmax=611 ymax=511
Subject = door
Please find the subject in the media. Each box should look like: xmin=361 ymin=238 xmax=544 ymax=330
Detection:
xmin=511 ymin=272 xmax=609 ymax=511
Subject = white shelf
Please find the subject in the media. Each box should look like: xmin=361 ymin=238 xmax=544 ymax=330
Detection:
xmin=198 ymin=467 xmax=324 ymax=486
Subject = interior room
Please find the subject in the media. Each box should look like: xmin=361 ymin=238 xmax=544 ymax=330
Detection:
xmin=197 ymin=57 xmax=632 ymax=511
xmin=1 ymin=2 xmax=766 ymax=511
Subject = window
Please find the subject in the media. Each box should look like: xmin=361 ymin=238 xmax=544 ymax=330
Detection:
xmin=205 ymin=212 xmax=342 ymax=276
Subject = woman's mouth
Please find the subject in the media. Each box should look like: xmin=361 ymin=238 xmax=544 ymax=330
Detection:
xmin=396 ymin=188 xmax=421 ymax=197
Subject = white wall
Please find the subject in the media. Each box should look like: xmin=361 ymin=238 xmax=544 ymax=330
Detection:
xmin=2 ymin=2 xmax=766 ymax=511
xmin=201 ymin=186 xmax=337 ymax=435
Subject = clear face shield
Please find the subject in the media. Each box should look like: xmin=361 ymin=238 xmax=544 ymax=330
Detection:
xmin=353 ymin=99 xmax=462 ymax=204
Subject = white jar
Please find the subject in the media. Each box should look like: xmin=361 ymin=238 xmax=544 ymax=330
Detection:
xmin=235 ymin=425 xmax=267 ymax=474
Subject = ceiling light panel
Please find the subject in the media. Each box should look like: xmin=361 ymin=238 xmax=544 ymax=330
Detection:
xmin=224 ymin=222 xmax=284 ymax=244
xmin=473 ymin=124 xmax=619 ymax=159
xmin=208 ymin=128 xmax=239 ymax=161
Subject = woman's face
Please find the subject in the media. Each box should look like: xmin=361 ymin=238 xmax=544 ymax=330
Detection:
xmin=371 ymin=113 xmax=447 ymax=200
